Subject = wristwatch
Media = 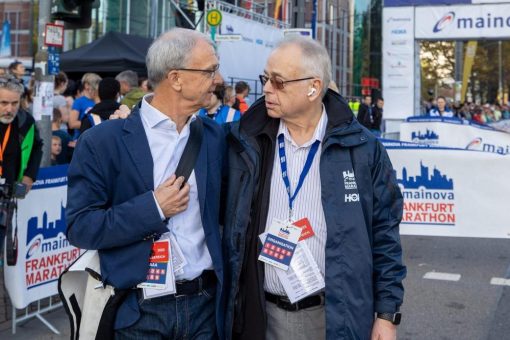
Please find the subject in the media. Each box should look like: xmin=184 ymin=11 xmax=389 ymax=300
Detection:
xmin=377 ymin=312 xmax=402 ymax=325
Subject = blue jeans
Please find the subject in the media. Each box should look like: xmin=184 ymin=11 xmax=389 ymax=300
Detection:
xmin=115 ymin=286 xmax=217 ymax=340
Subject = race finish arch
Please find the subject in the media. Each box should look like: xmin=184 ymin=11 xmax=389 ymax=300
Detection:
xmin=382 ymin=0 xmax=510 ymax=122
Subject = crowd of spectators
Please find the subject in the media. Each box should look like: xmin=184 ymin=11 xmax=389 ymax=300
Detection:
xmin=0 ymin=61 xmax=247 ymax=166
xmin=422 ymin=96 xmax=510 ymax=124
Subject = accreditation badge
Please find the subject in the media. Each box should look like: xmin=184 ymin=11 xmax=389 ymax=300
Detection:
xmin=258 ymin=219 xmax=301 ymax=271
xmin=138 ymin=238 xmax=177 ymax=299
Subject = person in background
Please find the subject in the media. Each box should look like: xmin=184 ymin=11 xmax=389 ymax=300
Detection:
xmin=69 ymin=73 xmax=101 ymax=139
xmin=80 ymin=78 xmax=121 ymax=134
xmin=116 ymin=70 xmax=145 ymax=109
xmin=224 ymin=86 xmax=236 ymax=107
xmin=198 ymin=84 xmax=241 ymax=124
xmin=429 ymin=96 xmax=453 ymax=117
xmin=54 ymin=71 xmax=69 ymax=125
xmin=52 ymin=108 xmax=72 ymax=164
xmin=0 ymin=75 xmax=43 ymax=255
xmin=368 ymin=97 xmax=384 ymax=137
xmin=233 ymin=81 xmax=250 ymax=114
xmin=50 ymin=135 xmax=62 ymax=166
xmin=8 ymin=61 xmax=26 ymax=89
xmin=357 ymin=95 xmax=372 ymax=124
xmin=139 ymin=77 xmax=152 ymax=93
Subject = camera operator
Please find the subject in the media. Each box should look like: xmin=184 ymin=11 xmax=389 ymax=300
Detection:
xmin=0 ymin=75 xmax=43 ymax=258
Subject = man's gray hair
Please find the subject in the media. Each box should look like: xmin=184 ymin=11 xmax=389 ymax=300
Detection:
xmin=115 ymin=70 xmax=139 ymax=88
xmin=275 ymin=36 xmax=332 ymax=97
xmin=146 ymin=28 xmax=215 ymax=88
xmin=0 ymin=75 xmax=24 ymax=95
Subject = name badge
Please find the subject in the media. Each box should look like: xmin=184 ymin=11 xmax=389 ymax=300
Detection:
xmin=258 ymin=219 xmax=301 ymax=271
xmin=138 ymin=237 xmax=179 ymax=300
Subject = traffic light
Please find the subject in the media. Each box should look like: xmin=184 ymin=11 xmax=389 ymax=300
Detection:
xmin=51 ymin=0 xmax=100 ymax=29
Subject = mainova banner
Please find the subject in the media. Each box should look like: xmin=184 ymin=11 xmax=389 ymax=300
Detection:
xmin=382 ymin=6 xmax=415 ymax=120
xmin=217 ymin=12 xmax=284 ymax=87
xmin=383 ymin=140 xmax=510 ymax=238
xmin=4 ymin=165 xmax=81 ymax=309
xmin=400 ymin=117 xmax=510 ymax=154
xmin=415 ymin=3 xmax=510 ymax=39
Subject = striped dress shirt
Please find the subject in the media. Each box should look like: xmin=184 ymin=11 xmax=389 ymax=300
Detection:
xmin=264 ymin=107 xmax=328 ymax=296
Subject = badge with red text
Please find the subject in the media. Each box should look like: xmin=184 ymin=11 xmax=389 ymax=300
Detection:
xmin=293 ymin=218 xmax=315 ymax=241
xmin=138 ymin=239 xmax=174 ymax=291
xmin=258 ymin=219 xmax=301 ymax=271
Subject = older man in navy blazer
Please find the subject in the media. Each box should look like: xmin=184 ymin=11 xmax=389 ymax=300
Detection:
xmin=66 ymin=28 xmax=225 ymax=339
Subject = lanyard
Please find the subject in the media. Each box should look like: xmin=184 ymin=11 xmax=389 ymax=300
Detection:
xmin=0 ymin=123 xmax=12 ymax=177
xmin=277 ymin=133 xmax=320 ymax=221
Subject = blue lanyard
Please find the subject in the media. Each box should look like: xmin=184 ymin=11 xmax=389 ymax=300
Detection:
xmin=277 ymin=133 xmax=320 ymax=220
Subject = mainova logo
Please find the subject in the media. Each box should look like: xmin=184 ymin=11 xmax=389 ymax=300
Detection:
xmin=433 ymin=11 xmax=456 ymax=33
xmin=465 ymin=137 xmax=510 ymax=154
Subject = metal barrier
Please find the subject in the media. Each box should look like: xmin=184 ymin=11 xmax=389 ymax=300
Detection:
xmin=11 ymin=295 xmax=62 ymax=335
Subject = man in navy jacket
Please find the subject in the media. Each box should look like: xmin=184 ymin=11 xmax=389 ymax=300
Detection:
xmin=223 ymin=36 xmax=405 ymax=340
xmin=66 ymin=28 xmax=226 ymax=339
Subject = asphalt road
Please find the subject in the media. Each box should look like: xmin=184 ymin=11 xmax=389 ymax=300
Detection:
xmin=2 ymin=235 xmax=509 ymax=339
xmin=399 ymin=235 xmax=510 ymax=340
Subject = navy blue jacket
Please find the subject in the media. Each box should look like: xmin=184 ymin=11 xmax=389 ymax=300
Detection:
xmin=66 ymin=108 xmax=226 ymax=336
xmin=223 ymin=90 xmax=406 ymax=340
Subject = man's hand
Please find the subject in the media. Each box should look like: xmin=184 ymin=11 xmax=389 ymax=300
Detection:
xmin=21 ymin=176 xmax=33 ymax=194
xmin=371 ymin=318 xmax=397 ymax=340
xmin=154 ymin=175 xmax=190 ymax=218
xmin=109 ymin=104 xmax=131 ymax=120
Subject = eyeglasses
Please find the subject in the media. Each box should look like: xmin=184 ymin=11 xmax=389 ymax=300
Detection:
xmin=259 ymin=74 xmax=314 ymax=90
xmin=175 ymin=64 xmax=220 ymax=79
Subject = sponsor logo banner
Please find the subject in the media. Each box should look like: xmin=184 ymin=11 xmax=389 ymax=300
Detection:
xmin=415 ymin=3 xmax=510 ymax=39
xmin=385 ymin=143 xmax=510 ymax=238
xmin=400 ymin=117 xmax=510 ymax=155
xmin=4 ymin=165 xmax=82 ymax=309
xmin=382 ymin=7 xmax=415 ymax=119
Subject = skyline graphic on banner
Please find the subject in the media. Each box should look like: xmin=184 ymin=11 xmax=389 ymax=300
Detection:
xmin=396 ymin=162 xmax=454 ymax=190
xmin=411 ymin=129 xmax=439 ymax=141
xmin=26 ymin=204 xmax=66 ymax=244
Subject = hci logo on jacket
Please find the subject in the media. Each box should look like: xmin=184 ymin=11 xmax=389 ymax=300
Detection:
xmin=396 ymin=161 xmax=456 ymax=226
xmin=343 ymin=169 xmax=359 ymax=202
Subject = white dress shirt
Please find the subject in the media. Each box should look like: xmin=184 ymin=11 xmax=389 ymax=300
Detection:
xmin=264 ymin=107 xmax=328 ymax=296
xmin=140 ymin=95 xmax=213 ymax=281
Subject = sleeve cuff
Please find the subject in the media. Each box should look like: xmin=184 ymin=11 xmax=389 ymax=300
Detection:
xmin=152 ymin=191 xmax=165 ymax=220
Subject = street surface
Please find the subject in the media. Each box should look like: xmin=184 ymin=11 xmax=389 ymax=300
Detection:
xmin=0 ymin=235 xmax=509 ymax=339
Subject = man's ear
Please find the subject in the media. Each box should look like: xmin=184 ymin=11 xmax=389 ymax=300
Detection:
xmin=167 ymin=70 xmax=182 ymax=91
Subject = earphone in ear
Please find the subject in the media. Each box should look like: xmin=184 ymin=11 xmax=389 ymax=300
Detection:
xmin=307 ymin=88 xmax=317 ymax=97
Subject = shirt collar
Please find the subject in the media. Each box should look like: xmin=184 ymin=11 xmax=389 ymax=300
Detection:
xmin=278 ymin=104 xmax=328 ymax=148
xmin=141 ymin=94 xmax=196 ymax=130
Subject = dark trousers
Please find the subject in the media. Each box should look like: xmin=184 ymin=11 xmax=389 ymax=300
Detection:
xmin=115 ymin=285 xmax=217 ymax=340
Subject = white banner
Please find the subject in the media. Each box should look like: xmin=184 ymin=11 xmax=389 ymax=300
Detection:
xmin=415 ymin=3 xmax=510 ymax=39
xmin=216 ymin=13 xmax=284 ymax=95
xmin=4 ymin=165 xmax=81 ymax=309
xmin=400 ymin=117 xmax=510 ymax=154
xmin=382 ymin=7 xmax=415 ymax=120
xmin=383 ymin=140 xmax=510 ymax=238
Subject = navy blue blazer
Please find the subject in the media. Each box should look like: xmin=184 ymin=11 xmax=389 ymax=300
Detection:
xmin=66 ymin=107 xmax=226 ymax=336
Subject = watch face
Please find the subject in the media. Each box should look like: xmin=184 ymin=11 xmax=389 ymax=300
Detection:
xmin=393 ymin=312 xmax=402 ymax=325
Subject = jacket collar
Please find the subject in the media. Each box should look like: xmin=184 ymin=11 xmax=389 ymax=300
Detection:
xmin=121 ymin=106 xmax=154 ymax=191
xmin=239 ymin=89 xmax=357 ymax=140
